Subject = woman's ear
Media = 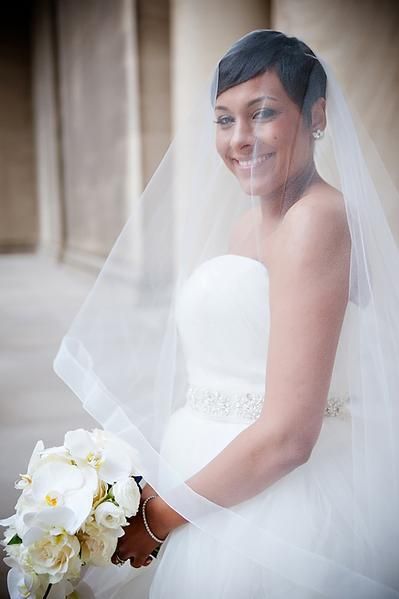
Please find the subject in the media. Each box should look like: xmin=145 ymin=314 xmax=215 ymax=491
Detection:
xmin=311 ymin=97 xmax=327 ymax=132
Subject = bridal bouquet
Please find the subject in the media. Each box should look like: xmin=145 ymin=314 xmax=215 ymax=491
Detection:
xmin=0 ymin=428 xmax=148 ymax=599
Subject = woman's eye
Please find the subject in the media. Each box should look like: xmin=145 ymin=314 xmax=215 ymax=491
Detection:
xmin=214 ymin=115 xmax=234 ymax=127
xmin=253 ymin=108 xmax=276 ymax=120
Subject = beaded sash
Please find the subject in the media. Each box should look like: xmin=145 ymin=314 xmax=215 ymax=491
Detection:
xmin=186 ymin=384 xmax=351 ymax=423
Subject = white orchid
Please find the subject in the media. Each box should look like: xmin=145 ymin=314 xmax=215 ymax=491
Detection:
xmin=21 ymin=460 xmax=98 ymax=535
xmin=111 ymin=478 xmax=141 ymax=517
xmin=12 ymin=444 xmax=98 ymax=541
xmin=7 ymin=564 xmax=48 ymax=599
xmin=64 ymin=428 xmax=141 ymax=484
xmin=46 ymin=579 xmax=74 ymax=599
xmin=14 ymin=491 xmax=44 ymax=540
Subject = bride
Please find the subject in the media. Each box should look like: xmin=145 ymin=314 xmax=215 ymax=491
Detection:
xmin=54 ymin=30 xmax=399 ymax=598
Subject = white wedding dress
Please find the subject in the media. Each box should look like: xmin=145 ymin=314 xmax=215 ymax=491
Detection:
xmin=113 ymin=254 xmax=356 ymax=598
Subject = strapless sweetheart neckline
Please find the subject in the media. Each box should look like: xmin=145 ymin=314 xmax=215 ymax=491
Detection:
xmin=195 ymin=253 xmax=269 ymax=276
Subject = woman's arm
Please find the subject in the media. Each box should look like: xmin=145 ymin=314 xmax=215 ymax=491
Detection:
xmin=148 ymin=195 xmax=351 ymax=537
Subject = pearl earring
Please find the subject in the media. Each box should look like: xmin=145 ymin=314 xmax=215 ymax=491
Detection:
xmin=312 ymin=128 xmax=324 ymax=140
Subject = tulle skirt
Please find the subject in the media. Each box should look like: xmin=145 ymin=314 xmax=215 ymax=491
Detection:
xmin=112 ymin=402 xmax=358 ymax=599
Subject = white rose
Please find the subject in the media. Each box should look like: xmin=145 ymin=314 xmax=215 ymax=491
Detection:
xmin=112 ymin=478 xmax=141 ymax=517
xmin=78 ymin=521 xmax=118 ymax=566
xmin=28 ymin=531 xmax=81 ymax=584
xmin=94 ymin=502 xmax=126 ymax=533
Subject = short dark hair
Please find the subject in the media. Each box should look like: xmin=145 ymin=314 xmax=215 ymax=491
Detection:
xmin=214 ymin=30 xmax=327 ymax=125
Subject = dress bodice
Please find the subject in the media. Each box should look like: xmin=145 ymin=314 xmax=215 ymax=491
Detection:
xmin=175 ymin=254 xmax=353 ymax=422
xmin=176 ymin=254 xmax=270 ymax=393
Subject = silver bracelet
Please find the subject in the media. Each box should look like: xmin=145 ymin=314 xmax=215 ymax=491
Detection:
xmin=142 ymin=495 xmax=167 ymax=544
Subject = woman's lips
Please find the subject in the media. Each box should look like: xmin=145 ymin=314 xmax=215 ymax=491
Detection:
xmin=232 ymin=152 xmax=275 ymax=170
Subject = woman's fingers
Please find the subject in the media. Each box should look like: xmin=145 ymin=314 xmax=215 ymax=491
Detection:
xmin=129 ymin=554 xmax=152 ymax=568
xmin=114 ymin=541 xmax=129 ymax=562
xmin=111 ymin=539 xmax=132 ymax=564
xmin=112 ymin=548 xmax=153 ymax=568
xmin=111 ymin=552 xmax=126 ymax=566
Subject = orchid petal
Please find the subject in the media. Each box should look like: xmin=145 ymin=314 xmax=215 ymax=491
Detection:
xmin=64 ymin=429 xmax=94 ymax=460
xmin=0 ymin=515 xmax=16 ymax=528
xmin=32 ymin=462 xmax=84 ymax=499
xmin=27 ymin=440 xmax=45 ymax=475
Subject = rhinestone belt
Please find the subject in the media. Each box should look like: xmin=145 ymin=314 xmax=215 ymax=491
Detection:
xmin=186 ymin=385 xmax=351 ymax=422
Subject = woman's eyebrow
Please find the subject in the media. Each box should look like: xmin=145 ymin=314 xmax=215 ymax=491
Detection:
xmin=247 ymin=95 xmax=278 ymax=107
xmin=215 ymin=95 xmax=278 ymax=111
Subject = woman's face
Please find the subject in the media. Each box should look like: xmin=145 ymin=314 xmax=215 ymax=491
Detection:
xmin=214 ymin=69 xmax=317 ymax=197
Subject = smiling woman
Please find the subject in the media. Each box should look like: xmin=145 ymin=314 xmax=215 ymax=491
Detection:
xmin=214 ymin=30 xmax=326 ymax=202
xmin=53 ymin=30 xmax=399 ymax=599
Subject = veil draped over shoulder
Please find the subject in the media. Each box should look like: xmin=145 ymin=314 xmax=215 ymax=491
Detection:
xmin=53 ymin=30 xmax=399 ymax=598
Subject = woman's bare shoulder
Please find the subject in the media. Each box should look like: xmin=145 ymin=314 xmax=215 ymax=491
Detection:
xmin=272 ymin=183 xmax=351 ymax=273
xmin=281 ymin=182 xmax=348 ymax=239
xmin=287 ymin=181 xmax=346 ymax=220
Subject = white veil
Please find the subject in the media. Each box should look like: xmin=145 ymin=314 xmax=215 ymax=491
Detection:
xmin=53 ymin=30 xmax=399 ymax=598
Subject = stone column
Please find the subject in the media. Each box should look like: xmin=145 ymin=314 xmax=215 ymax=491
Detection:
xmin=137 ymin=0 xmax=171 ymax=188
xmin=55 ymin=0 xmax=142 ymax=269
xmin=171 ymin=0 xmax=271 ymax=130
xmin=170 ymin=0 xmax=271 ymax=268
xmin=32 ymin=0 xmax=64 ymax=258
xmin=0 ymin=4 xmax=37 ymax=252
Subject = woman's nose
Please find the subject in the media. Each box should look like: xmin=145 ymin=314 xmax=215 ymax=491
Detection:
xmin=230 ymin=119 xmax=255 ymax=154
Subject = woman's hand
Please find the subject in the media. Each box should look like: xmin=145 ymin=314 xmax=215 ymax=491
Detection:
xmin=111 ymin=494 xmax=170 ymax=569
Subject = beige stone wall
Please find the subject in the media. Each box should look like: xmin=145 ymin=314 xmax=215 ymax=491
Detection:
xmin=56 ymin=0 xmax=142 ymax=267
xmin=28 ymin=1 xmax=399 ymax=267
xmin=0 ymin=5 xmax=37 ymax=252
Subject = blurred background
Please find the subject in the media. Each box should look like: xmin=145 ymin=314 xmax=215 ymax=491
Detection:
xmin=0 ymin=0 xmax=398 ymax=594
